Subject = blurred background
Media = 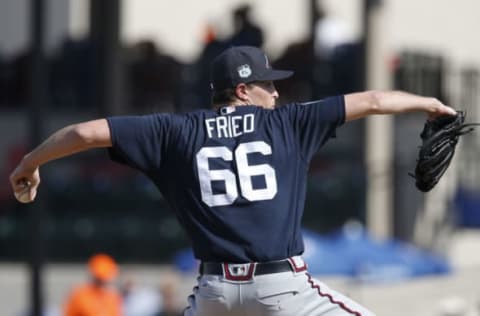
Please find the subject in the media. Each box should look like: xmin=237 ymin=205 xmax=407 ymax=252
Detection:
xmin=1 ymin=0 xmax=480 ymax=315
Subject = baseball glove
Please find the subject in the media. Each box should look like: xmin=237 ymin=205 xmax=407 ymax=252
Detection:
xmin=411 ymin=111 xmax=478 ymax=192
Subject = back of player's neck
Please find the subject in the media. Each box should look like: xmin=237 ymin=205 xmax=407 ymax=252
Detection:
xmin=213 ymin=101 xmax=248 ymax=110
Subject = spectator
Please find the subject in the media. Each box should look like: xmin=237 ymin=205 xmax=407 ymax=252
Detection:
xmin=49 ymin=37 xmax=95 ymax=109
xmin=8 ymin=50 xmax=31 ymax=107
xmin=156 ymin=274 xmax=182 ymax=316
xmin=228 ymin=4 xmax=264 ymax=48
xmin=0 ymin=52 xmax=7 ymax=106
xmin=127 ymin=41 xmax=183 ymax=113
xmin=63 ymin=253 xmax=122 ymax=316
xmin=121 ymin=277 xmax=162 ymax=316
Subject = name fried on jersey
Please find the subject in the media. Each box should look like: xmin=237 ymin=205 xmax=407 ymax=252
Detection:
xmin=205 ymin=113 xmax=255 ymax=138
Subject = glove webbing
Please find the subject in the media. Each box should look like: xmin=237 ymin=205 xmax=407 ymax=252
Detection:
xmin=409 ymin=111 xmax=480 ymax=192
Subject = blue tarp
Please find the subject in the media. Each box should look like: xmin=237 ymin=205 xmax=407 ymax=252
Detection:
xmin=302 ymin=225 xmax=451 ymax=282
xmin=173 ymin=224 xmax=451 ymax=283
xmin=455 ymin=187 xmax=480 ymax=227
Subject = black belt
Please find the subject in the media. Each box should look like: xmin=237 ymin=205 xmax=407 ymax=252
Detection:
xmin=200 ymin=260 xmax=293 ymax=276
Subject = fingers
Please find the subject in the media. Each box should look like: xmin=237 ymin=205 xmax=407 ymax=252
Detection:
xmin=15 ymin=179 xmax=30 ymax=190
xmin=13 ymin=178 xmax=39 ymax=203
xmin=10 ymin=166 xmax=40 ymax=202
xmin=442 ymin=106 xmax=457 ymax=116
xmin=426 ymin=98 xmax=456 ymax=119
xmin=14 ymin=181 xmax=37 ymax=203
xmin=10 ymin=175 xmax=25 ymax=193
xmin=13 ymin=179 xmax=32 ymax=196
xmin=429 ymin=107 xmax=456 ymax=120
xmin=26 ymin=186 xmax=37 ymax=202
xmin=10 ymin=173 xmax=31 ymax=192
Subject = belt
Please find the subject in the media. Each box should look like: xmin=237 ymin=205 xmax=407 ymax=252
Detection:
xmin=200 ymin=257 xmax=307 ymax=281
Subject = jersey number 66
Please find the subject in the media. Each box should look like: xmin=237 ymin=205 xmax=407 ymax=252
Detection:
xmin=195 ymin=141 xmax=277 ymax=207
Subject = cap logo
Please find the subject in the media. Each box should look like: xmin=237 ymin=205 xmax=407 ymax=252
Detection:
xmin=237 ymin=64 xmax=252 ymax=78
xmin=264 ymin=54 xmax=271 ymax=69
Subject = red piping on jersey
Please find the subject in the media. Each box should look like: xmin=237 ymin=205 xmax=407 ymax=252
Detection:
xmin=306 ymin=273 xmax=362 ymax=316
xmin=287 ymin=257 xmax=308 ymax=272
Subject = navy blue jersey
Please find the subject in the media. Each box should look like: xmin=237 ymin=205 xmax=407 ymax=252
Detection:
xmin=107 ymin=96 xmax=345 ymax=262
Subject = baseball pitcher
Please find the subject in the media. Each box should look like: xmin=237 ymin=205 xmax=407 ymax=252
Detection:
xmin=10 ymin=46 xmax=456 ymax=315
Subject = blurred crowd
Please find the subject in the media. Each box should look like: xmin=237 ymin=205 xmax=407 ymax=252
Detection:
xmin=62 ymin=253 xmax=183 ymax=316
xmin=0 ymin=2 xmax=363 ymax=114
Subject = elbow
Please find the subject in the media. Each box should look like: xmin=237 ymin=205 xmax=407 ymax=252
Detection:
xmin=368 ymin=90 xmax=382 ymax=114
xmin=72 ymin=119 xmax=112 ymax=148
xmin=72 ymin=123 xmax=94 ymax=146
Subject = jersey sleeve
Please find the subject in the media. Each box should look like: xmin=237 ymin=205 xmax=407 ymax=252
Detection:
xmin=286 ymin=95 xmax=345 ymax=161
xmin=106 ymin=114 xmax=181 ymax=172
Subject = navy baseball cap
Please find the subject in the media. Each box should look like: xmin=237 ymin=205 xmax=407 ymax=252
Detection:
xmin=210 ymin=46 xmax=293 ymax=91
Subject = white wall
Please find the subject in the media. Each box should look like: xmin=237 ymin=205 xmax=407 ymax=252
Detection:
xmin=0 ymin=0 xmax=69 ymax=57
xmin=386 ymin=0 xmax=480 ymax=68
xmin=0 ymin=0 xmax=29 ymax=56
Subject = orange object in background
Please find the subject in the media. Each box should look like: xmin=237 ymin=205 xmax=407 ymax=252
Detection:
xmin=88 ymin=253 xmax=119 ymax=282
xmin=64 ymin=283 xmax=122 ymax=316
xmin=63 ymin=253 xmax=122 ymax=316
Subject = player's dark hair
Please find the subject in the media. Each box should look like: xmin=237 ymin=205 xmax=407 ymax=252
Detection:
xmin=211 ymin=88 xmax=237 ymax=107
